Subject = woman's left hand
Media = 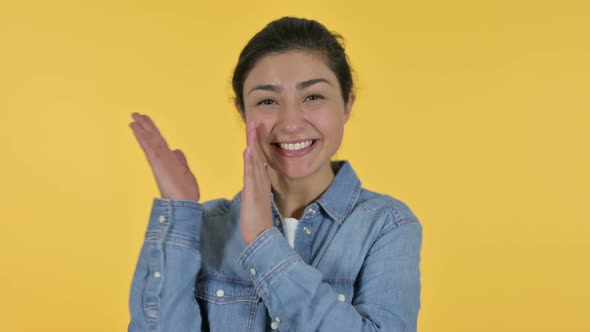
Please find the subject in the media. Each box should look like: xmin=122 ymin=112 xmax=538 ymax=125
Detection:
xmin=240 ymin=120 xmax=273 ymax=246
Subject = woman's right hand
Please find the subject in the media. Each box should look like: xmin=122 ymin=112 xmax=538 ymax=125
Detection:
xmin=129 ymin=112 xmax=200 ymax=202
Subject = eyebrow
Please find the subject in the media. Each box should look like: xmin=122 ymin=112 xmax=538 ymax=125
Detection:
xmin=247 ymin=78 xmax=332 ymax=95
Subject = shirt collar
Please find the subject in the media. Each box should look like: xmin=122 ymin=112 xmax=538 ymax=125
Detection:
xmin=269 ymin=160 xmax=361 ymax=224
xmin=235 ymin=160 xmax=362 ymax=225
xmin=314 ymin=160 xmax=362 ymax=224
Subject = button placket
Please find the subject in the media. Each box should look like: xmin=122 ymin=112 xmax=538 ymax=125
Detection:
xmin=270 ymin=320 xmax=280 ymax=330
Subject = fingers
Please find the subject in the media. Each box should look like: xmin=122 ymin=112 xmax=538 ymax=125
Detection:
xmin=253 ymin=123 xmax=268 ymax=166
xmin=129 ymin=113 xmax=162 ymax=140
xmin=251 ymin=123 xmax=268 ymax=178
xmin=173 ymin=149 xmax=189 ymax=170
xmin=244 ymin=121 xmax=269 ymax=186
xmin=244 ymin=121 xmax=255 ymax=185
xmin=245 ymin=122 xmax=259 ymax=167
xmin=129 ymin=120 xmax=152 ymax=153
xmin=246 ymin=121 xmax=257 ymax=157
xmin=131 ymin=112 xmax=160 ymax=134
xmin=129 ymin=112 xmax=168 ymax=147
xmin=129 ymin=112 xmax=173 ymax=171
xmin=131 ymin=112 xmax=150 ymax=133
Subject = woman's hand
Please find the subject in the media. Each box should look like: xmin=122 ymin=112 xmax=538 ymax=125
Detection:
xmin=129 ymin=112 xmax=200 ymax=202
xmin=240 ymin=121 xmax=273 ymax=246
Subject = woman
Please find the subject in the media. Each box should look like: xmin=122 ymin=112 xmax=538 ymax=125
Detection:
xmin=128 ymin=16 xmax=422 ymax=332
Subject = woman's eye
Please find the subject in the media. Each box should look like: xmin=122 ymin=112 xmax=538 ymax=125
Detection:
xmin=305 ymin=94 xmax=324 ymax=101
xmin=257 ymin=99 xmax=276 ymax=106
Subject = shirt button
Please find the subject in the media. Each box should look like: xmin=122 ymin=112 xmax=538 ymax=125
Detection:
xmin=303 ymin=227 xmax=312 ymax=235
xmin=216 ymin=289 xmax=225 ymax=297
xmin=249 ymin=268 xmax=257 ymax=276
xmin=338 ymin=293 xmax=346 ymax=302
xmin=308 ymin=207 xmax=316 ymax=215
xmin=158 ymin=215 xmax=166 ymax=224
xmin=270 ymin=321 xmax=279 ymax=330
xmin=153 ymin=271 xmax=161 ymax=278
xmin=275 ymin=218 xmax=281 ymax=227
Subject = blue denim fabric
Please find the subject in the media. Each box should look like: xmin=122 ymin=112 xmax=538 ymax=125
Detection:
xmin=128 ymin=160 xmax=423 ymax=332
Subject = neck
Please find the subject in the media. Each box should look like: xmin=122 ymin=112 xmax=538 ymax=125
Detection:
xmin=269 ymin=162 xmax=334 ymax=219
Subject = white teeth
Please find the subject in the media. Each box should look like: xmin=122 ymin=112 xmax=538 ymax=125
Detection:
xmin=279 ymin=140 xmax=313 ymax=151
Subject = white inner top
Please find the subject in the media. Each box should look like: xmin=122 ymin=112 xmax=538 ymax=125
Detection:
xmin=283 ymin=217 xmax=299 ymax=248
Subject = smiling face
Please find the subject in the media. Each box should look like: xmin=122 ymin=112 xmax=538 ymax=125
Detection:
xmin=238 ymin=50 xmax=355 ymax=180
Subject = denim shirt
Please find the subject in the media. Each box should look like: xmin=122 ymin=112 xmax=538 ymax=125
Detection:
xmin=128 ymin=160 xmax=423 ymax=332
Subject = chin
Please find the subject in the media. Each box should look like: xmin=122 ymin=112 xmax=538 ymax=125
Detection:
xmin=277 ymin=168 xmax=312 ymax=180
xmin=273 ymin=162 xmax=317 ymax=180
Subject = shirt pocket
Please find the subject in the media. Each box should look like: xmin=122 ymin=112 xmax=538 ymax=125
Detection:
xmin=195 ymin=273 xmax=260 ymax=331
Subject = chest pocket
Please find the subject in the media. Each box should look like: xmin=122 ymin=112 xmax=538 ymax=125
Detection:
xmin=195 ymin=273 xmax=259 ymax=303
xmin=195 ymin=273 xmax=260 ymax=331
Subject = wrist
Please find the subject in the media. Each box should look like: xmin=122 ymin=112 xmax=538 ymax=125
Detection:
xmin=243 ymin=226 xmax=274 ymax=246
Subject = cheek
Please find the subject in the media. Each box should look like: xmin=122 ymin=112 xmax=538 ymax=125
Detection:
xmin=313 ymin=113 xmax=345 ymax=141
xmin=246 ymin=112 xmax=272 ymax=131
xmin=253 ymin=121 xmax=274 ymax=147
xmin=256 ymin=119 xmax=274 ymax=136
xmin=327 ymin=125 xmax=345 ymax=146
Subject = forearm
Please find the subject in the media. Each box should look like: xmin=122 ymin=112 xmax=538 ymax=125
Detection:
xmin=128 ymin=198 xmax=204 ymax=332
xmin=237 ymin=222 xmax=422 ymax=331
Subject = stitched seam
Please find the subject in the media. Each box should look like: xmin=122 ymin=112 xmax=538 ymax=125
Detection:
xmin=238 ymin=229 xmax=280 ymax=267
xmin=341 ymin=180 xmax=362 ymax=223
xmin=255 ymin=255 xmax=301 ymax=295
xmin=197 ymin=273 xmax=254 ymax=285
xmin=374 ymin=217 xmax=419 ymax=243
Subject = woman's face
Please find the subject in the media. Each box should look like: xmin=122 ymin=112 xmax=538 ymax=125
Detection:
xmin=239 ymin=50 xmax=354 ymax=180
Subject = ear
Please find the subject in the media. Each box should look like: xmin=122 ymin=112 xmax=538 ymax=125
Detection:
xmin=343 ymin=92 xmax=355 ymax=124
xmin=235 ymin=100 xmax=246 ymax=123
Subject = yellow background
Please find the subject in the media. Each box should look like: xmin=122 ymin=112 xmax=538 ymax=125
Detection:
xmin=1 ymin=0 xmax=588 ymax=331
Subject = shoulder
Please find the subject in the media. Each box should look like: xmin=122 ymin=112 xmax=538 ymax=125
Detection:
xmin=354 ymin=188 xmax=421 ymax=230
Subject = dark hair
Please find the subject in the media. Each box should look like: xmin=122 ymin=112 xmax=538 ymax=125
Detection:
xmin=232 ymin=16 xmax=354 ymax=114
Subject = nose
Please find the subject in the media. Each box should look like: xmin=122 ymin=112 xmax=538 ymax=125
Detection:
xmin=277 ymin=101 xmax=307 ymax=133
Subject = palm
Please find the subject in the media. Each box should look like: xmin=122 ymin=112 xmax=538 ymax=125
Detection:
xmin=240 ymin=121 xmax=273 ymax=245
xmin=129 ymin=112 xmax=200 ymax=202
